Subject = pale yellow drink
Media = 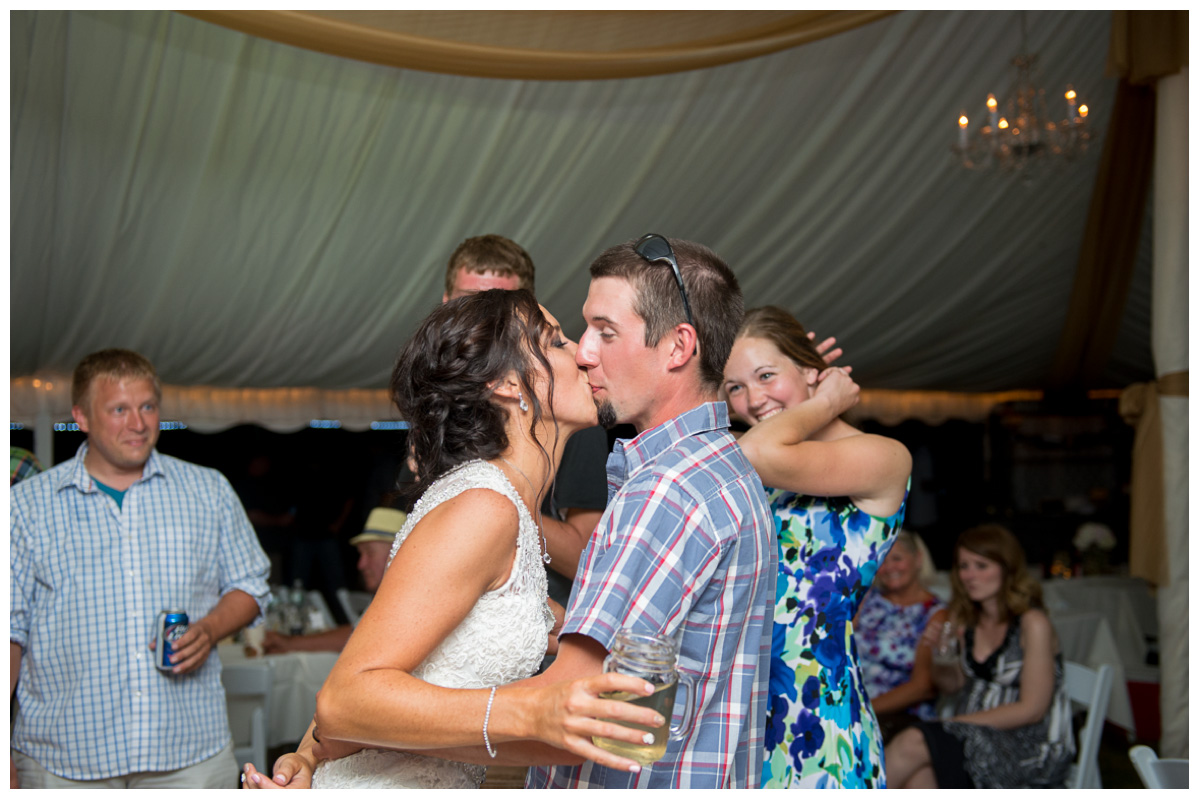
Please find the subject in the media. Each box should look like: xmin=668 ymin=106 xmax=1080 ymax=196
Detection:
xmin=592 ymin=682 xmax=677 ymax=765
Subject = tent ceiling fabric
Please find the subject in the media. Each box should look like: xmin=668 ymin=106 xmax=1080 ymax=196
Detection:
xmin=10 ymin=10 xmax=1152 ymax=431
xmin=181 ymin=10 xmax=897 ymax=80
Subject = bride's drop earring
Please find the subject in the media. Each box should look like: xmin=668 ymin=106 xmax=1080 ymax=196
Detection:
xmin=518 ymin=392 xmax=529 ymax=412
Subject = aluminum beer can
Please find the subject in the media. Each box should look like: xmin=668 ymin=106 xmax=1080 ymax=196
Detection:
xmin=156 ymin=610 xmax=189 ymax=672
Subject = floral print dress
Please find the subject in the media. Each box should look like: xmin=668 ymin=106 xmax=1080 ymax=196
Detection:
xmin=760 ymin=484 xmax=907 ymax=788
xmin=856 ymin=591 xmax=945 ymax=720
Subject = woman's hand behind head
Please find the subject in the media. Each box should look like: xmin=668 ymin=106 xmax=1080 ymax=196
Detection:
xmin=813 ymin=367 xmax=860 ymax=417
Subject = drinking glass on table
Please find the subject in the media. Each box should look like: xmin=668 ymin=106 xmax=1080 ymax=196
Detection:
xmin=592 ymin=628 xmax=695 ymax=765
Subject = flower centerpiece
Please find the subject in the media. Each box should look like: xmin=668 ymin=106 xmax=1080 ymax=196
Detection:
xmin=1072 ymin=522 xmax=1116 ymax=575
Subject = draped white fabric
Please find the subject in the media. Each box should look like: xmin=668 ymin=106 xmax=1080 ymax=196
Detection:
xmin=1151 ymin=69 xmax=1188 ymax=760
xmin=10 ymin=10 xmax=1150 ymax=431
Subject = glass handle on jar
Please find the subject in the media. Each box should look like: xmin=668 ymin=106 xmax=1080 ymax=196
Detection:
xmin=669 ymin=672 xmax=696 ymax=741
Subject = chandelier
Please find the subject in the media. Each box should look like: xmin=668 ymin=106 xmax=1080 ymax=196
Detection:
xmin=951 ymin=13 xmax=1092 ymax=175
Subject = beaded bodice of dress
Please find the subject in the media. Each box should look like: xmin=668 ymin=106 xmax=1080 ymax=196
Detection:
xmin=311 ymin=460 xmax=553 ymax=789
xmin=390 ymin=460 xmax=554 ymax=689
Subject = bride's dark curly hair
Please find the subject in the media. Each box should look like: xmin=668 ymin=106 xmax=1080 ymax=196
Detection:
xmin=390 ymin=289 xmax=557 ymax=503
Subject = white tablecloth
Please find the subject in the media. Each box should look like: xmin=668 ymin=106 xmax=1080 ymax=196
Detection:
xmin=220 ymin=643 xmax=340 ymax=748
xmin=1040 ymin=576 xmax=1157 ymax=678
xmin=1050 ymin=610 xmax=1135 ymax=731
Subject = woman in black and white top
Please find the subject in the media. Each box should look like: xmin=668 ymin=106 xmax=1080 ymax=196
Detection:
xmin=884 ymin=524 xmax=1075 ymax=789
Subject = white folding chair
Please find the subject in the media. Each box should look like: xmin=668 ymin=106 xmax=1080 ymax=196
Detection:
xmin=336 ymin=587 xmax=373 ymax=627
xmin=222 ymin=661 xmax=273 ymax=771
xmin=305 ymin=589 xmax=335 ymax=630
xmin=1129 ymin=744 xmax=1190 ymax=788
xmin=1062 ymin=660 xmax=1113 ymax=789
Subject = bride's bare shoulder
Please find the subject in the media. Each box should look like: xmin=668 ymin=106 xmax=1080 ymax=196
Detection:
xmin=407 ymin=487 xmax=520 ymax=546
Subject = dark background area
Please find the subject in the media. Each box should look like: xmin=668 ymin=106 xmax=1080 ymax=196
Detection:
xmin=11 ymin=397 xmax=1132 ymax=618
xmin=859 ymin=397 xmax=1132 ymax=574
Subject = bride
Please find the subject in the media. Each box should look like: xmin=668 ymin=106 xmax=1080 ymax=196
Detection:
xmin=241 ymin=289 xmax=655 ymax=789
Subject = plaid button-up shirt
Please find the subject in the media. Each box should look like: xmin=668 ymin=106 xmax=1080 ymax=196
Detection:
xmin=527 ymin=402 xmax=775 ymax=789
xmin=10 ymin=443 xmax=270 ymax=780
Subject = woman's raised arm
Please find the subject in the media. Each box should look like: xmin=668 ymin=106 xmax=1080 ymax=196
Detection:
xmin=738 ymin=369 xmax=910 ymax=514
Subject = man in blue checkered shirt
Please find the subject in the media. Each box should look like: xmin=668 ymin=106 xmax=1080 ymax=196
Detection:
xmin=10 ymin=349 xmax=271 ymax=788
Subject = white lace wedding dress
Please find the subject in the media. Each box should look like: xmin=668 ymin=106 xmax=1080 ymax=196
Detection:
xmin=311 ymin=460 xmax=554 ymax=789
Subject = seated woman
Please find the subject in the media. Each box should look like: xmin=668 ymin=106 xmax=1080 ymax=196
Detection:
xmin=855 ymin=530 xmax=947 ymax=741
xmin=884 ymin=524 xmax=1076 ymax=789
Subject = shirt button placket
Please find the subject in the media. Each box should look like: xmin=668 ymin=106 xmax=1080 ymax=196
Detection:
xmin=122 ymin=492 xmax=149 ymax=711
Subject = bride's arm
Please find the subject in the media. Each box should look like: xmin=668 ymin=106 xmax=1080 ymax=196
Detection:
xmin=241 ymin=492 xmax=515 ymax=785
xmin=312 ymin=489 xmax=519 ymax=746
xmin=311 ymin=490 xmax=657 ymax=768
xmin=405 ymin=633 xmax=657 ymax=769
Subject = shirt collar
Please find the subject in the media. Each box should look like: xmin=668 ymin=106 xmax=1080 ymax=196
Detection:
xmin=57 ymin=441 xmax=164 ymax=493
xmin=611 ymin=401 xmax=729 ymax=479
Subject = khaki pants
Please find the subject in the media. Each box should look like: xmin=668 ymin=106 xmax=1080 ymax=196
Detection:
xmin=13 ymin=741 xmax=238 ymax=789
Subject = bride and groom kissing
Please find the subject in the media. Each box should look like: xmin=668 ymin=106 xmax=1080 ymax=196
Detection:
xmin=244 ymin=235 xmax=776 ymax=789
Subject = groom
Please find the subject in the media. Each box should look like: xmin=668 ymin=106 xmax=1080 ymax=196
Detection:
xmin=518 ymin=235 xmax=776 ymax=788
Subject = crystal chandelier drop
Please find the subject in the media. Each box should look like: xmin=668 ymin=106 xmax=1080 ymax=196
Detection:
xmin=951 ymin=13 xmax=1092 ymax=176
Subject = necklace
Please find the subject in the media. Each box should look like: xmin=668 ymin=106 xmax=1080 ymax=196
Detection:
xmin=497 ymin=457 xmax=552 ymax=565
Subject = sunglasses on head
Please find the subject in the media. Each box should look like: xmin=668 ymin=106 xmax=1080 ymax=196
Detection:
xmin=634 ymin=233 xmax=694 ymax=329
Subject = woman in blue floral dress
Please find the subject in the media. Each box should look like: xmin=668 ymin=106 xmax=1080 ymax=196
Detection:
xmin=724 ymin=307 xmax=912 ymax=788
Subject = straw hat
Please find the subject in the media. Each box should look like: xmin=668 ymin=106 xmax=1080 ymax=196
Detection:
xmin=349 ymin=507 xmax=407 ymax=545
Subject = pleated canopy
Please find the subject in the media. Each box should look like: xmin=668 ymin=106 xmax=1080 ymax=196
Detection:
xmin=10 ymin=10 xmax=1163 ymax=431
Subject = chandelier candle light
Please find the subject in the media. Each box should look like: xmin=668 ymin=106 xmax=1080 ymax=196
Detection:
xmin=952 ymin=14 xmax=1092 ymax=175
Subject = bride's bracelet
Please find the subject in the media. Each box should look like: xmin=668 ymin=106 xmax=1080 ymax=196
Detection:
xmin=483 ymin=686 xmax=498 ymax=758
